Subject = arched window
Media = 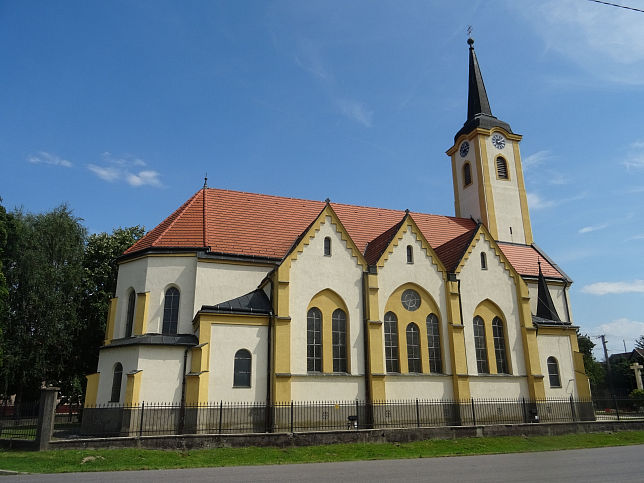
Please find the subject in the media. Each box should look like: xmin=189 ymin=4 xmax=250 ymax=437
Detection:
xmin=492 ymin=317 xmax=509 ymax=374
xmin=110 ymin=363 xmax=123 ymax=403
xmin=162 ymin=287 xmax=180 ymax=335
xmin=332 ymin=309 xmax=347 ymax=373
xmin=125 ymin=290 xmax=136 ymax=337
xmin=480 ymin=252 xmax=487 ymax=270
xmin=406 ymin=245 xmax=414 ymax=264
xmin=324 ymin=237 xmax=331 ymax=256
xmin=384 ymin=312 xmax=399 ymax=373
xmin=426 ymin=314 xmax=442 ymax=373
xmin=463 ymin=163 xmax=472 ymax=186
xmin=473 ymin=316 xmax=489 ymax=373
xmin=496 ymin=157 xmax=508 ymax=179
xmin=233 ymin=349 xmax=252 ymax=387
xmin=307 ymin=308 xmax=322 ymax=372
xmin=547 ymin=356 xmax=561 ymax=387
xmin=406 ymin=323 xmax=421 ymax=373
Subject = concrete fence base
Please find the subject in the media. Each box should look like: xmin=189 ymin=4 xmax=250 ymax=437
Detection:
xmin=49 ymin=419 xmax=644 ymax=451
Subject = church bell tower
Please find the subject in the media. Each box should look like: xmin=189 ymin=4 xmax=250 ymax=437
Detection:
xmin=447 ymin=38 xmax=533 ymax=245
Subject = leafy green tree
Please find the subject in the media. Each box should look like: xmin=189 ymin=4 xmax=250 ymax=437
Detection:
xmin=0 ymin=199 xmax=9 ymax=370
xmin=73 ymin=226 xmax=145 ymax=397
xmin=577 ymin=333 xmax=605 ymax=389
xmin=1 ymin=205 xmax=86 ymax=401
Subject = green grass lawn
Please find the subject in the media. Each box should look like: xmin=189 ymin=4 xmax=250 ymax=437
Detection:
xmin=1 ymin=431 xmax=644 ymax=474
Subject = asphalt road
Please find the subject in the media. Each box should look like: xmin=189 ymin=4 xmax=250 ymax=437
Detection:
xmin=4 ymin=445 xmax=644 ymax=482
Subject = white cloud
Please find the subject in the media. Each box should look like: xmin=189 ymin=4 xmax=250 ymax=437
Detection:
xmin=527 ymin=192 xmax=555 ymax=210
xmin=336 ymin=99 xmax=373 ymax=127
xmin=626 ymin=233 xmax=644 ymax=241
xmin=582 ymin=280 xmax=644 ymax=295
xmin=523 ymin=150 xmax=552 ymax=170
xmin=87 ymin=153 xmax=162 ymax=188
xmin=578 ymin=223 xmax=608 ymax=234
xmin=594 ymin=318 xmax=644 ymax=354
xmin=624 ymin=140 xmax=644 ymax=169
xmin=511 ymin=0 xmax=644 ymax=85
xmin=27 ymin=151 xmax=72 ymax=168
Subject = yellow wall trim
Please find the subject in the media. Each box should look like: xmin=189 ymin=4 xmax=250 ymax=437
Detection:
xmin=133 ymin=292 xmax=149 ymax=336
xmin=512 ymin=142 xmax=534 ymax=245
xmin=84 ymin=373 xmax=100 ymax=406
xmin=104 ymin=298 xmax=118 ymax=345
xmin=124 ymin=370 xmax=142 ymax=405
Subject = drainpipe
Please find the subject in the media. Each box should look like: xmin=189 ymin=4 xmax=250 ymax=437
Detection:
xmin=362 ymin=270 xmax=374 ymax=428
xmin=178 ymin=346 xmax=189 ymax=434
xmin=266 ymin=277 xmax=274 ymax=432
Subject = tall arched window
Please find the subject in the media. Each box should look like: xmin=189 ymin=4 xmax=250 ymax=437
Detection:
xmin=384 ymin=312 xmax=399 ymax=373
xmin=473 ymin=316 xmax=489 ymax=374
xmin=463 ymin=163 xmax=472 ymax=186
xmin=324 ymin=237 xmax=331 ymax=256
xmin=426 ymin=314 xmax=442 ymax=373
xmin=492 ymin=317 xmax=509 ymax=374
xmin=332 ymin=309 xmax=347 ymax=373
xmin=110 ymin=363 xmax=123 ymax=403
xmin=162 ymin=287 xmax=180 ymax=335
xmin=406 ymin=323 xmax=421 ymax=373
xmin=125 ymin=290 xmax=136 ymax=337
xmin=547 ymin=356 xmax=561 ymax=387
xmin=496 ymin=157 xmax=508 ymax=179
xmin=233 ymin=349 xmax=252 ymax=387
xmin=406 ymin=245 xmax=414 ymax=264
xmin=307 ymin=308 xmax=322 ymax=372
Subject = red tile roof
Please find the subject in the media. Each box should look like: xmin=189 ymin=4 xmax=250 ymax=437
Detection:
xmin=498 ymin=242 xmax=563 ymax=279
xmin=124 ymin=188 xmax=567 ymax=280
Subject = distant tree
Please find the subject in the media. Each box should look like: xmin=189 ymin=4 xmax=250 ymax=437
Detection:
xmin=0 ymin=199 xmax=8 ymax=370
xmin=636 ymin=335 xmax=644 ymax=350
xmin=577 ymin=333 xmax=605 ymax=389
xmin=73 ymin=226 xmax=145 ymax=397
xmin=1 ymin=205 xmax=86 ymax=401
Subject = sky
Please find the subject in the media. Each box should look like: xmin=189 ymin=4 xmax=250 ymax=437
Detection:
xmin=1 ymin=0 xmax=643 ymax=360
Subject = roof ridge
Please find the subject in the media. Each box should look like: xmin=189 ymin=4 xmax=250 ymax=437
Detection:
xmin=205 ymin=187 xmax=326 ymax=205
xmin=202 ymin=188 xmax=208 ymax=248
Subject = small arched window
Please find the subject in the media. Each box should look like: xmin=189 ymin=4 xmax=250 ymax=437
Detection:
xmin=125 ymin=290 xmax=136 ymax=337
xmin=307 ymin=308 xmax=322 ymax=372
xmin=233 ymin=349 xmax=252 ymax=387
xmin=406 ymin=323 xmax=421 ymax=373
xmin=110 ymin=363 xmax=123 ymax=403
xmin=324 ymin=237 xmax=331 ymax=256
xmin=547 ymin=356 xmax=561 ymax=387
xmin=162 ymin=287 xmax=180 ymax=335
xmin=332 ymin=309 xmax=347 ymax=373
xmin=426 ymin=314 xmax=442 ymax=373
xmin=406 ymin=245 xmax=414 ymax=264
xmin=463 ymin=163 xmax=472 ymax=186
xmin=496 ymin=157 xmax=508 ymax=179
xmin=473 ymin=316 xmax=489 ymax=374
xmin=480 ymin=252 xmax=487 ymax=270
xmin=492 ymin=317 xmax=509 ymax=374
xmin=384 ymin=312 xmax=399 ymax=373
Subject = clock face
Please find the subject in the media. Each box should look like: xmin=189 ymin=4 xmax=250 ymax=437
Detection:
xmin=491 ymin=134 xmax=506 ymax=150
xmin=459 ymin=141 xmax=470 ymax=158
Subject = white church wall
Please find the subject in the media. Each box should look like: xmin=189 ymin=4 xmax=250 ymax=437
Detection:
xmin=95 ymin=346 xmax=140 ymax=404
xmin=526 ymin=281 xmax=571 ymax=323
xmin=469 ymin=376 xmax=529 ymax=398
xmin=289 ymin=216 xmax=365 ymax=376
xmin=384 ymin=376 xmax=453 ymax=400
xmin=484 ymin=135 xmax=526 ymax=244
xmin=537 ymin=334 xmax=577 ymax=398
xmin=290 ymin=376 xmax=365 ymax=401
xmin=378 ymin=225 xmax=451 ymax=374
xmin=137 ymin=346 xmax=186 ymax=403
xmin=208 ymin=324 xmax=268 ymax=402
xmin=459 ymin=236 xmax=527 ymax=378
xmin=194 ymin=261 xmax=271 ymax=312
xmin=114 ymin=258 xmax=149 ymax=338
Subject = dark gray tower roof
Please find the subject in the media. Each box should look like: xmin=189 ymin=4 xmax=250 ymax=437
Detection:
xmin=536 ymin=260 xmax=561 ymax=322
xmin=454 ymin=38 xmax=513 ymax=142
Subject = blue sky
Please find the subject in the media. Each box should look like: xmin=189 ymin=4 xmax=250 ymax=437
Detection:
xmin=1 ymin=1 xmax=643 ymax=359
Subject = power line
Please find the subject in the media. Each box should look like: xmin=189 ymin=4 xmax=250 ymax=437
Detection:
xmin=586 ymin=0 xmax=644 ymax=13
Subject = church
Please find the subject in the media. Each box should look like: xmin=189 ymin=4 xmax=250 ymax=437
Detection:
xmin=84 ymin=39 xmax=591 ymax=409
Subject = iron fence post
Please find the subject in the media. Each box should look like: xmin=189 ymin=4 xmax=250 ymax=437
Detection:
xmin=139 ymin=401 xmax=145 ymax=437
xmin=290 ymin=401 xmax=294 ymax=433
xmin=569 ymin=395 xmax=577 ymax=421
xmin=416 ymin=399 xmax=420 ymax=428
xmin=218 ymin=400 xmax=223 ymax=434
xmin=356 ymin=399 xmax=360 ymax=429
xmin=471 ymin=398 xmax=476 ymax=426
xmin=522 ymin=397 xmax=527 ymax=423
xmin=612 ymin=395 xmax=620 ymax=421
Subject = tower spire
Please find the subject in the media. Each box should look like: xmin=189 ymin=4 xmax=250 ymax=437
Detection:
xmin=454 ymin=37 xmax=512 ymax=142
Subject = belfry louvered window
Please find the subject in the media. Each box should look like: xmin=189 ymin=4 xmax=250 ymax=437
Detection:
xmin=463 ymin=163 xmax=472 ymax=186
xmin=496 ymin=157 xmax=508 ymax=179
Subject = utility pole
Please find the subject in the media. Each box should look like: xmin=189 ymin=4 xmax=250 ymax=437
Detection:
xmin=598 ymin=334 xmax=614 ymax=396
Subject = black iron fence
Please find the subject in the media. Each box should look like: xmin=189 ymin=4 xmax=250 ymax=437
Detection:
xmin=0 ymin=400 xmax=40 ymax=440
xmin=78 ymin=395 xmax=644 ymax=438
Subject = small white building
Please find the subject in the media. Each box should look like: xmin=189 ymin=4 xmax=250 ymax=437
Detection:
xmin=85 ymin=39 xmax=590 ymax=408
